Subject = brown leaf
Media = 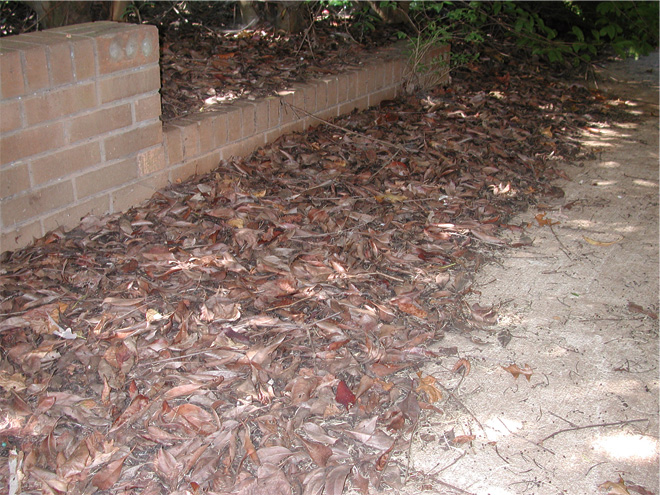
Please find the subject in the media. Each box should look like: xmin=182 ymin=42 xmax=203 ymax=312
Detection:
xmin=324 ymin=464 xmax=352 ymax=495
xmin=452 ymin=434 xmax=476 ymax=444
xmin=535 ymin=212 xmax=559 ymax=226
xmin=91 ymin=453 xmax=128 ymax=490
xmin=391 ymin=296 xmax=428 ymax=318
xmin=627 ymin=302 xmax=658 ymax=319
xmin=335 ymin=380 xmax=356 ymax=410
xmin=109 ymin=394 xmax=149 ymax=432
xmin=416 ymin=372 xmax=443 ymax=402
xmin=154 ymin=447 xmax=182 ymax=487
xmin=502 ymin=363 xmax=534 ymax=381
xmin=599 ymin=477 xmax=631 ymax=495
xmin=452 ymin=358 xmax=471 ymax=376
xmin=301 ymin=439 xmax=333 ymax=467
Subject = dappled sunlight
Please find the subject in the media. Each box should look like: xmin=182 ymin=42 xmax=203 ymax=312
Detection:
xmin=598 ymin=161 xmax=621 ymax=168
xmin=593 ymin=433 xmax=659 ymax=461
xmin=633 ymin=179 xmax=658 ymax=188
xmin=483 ymin=417 xmax=523 ymax=441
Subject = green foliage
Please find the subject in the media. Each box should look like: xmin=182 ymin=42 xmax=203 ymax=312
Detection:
xmin=480 ymin=1 xmax=658 ymax=65
xmin=397 ymin=1 xmax=484 ymax=90
xmin=399 ymin=0 xmax=658 ymax=73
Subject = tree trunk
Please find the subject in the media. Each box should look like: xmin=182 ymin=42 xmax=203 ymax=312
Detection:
xmin=24 ymin=1 xmax=127 ymax=29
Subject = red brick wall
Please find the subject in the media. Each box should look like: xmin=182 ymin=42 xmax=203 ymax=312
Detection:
xmin=0 ymin=22 xmax=162 ymax=252
xmin=0 ymin=21 xmax=449 ymax=252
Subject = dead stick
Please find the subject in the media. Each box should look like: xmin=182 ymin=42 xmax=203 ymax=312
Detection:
xmin=281 ymin=101 xmax=411 ymax=153
xmin=548 ymin=224 xmax=572 ymax=260
xmin=541 ymin=418 xmax=648 ymax=443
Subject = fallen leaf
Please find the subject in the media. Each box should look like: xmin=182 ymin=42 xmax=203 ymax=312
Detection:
xmin=416 ymin=372 xmax=443 ymax=402
xmin=452 ymin=358 xmax=471 ymax=376
xmin=583 ymin=235 xmax=623 ymax=246
xmin=627 ymin=302 xmax=658 ymax=319
xmin=335 ymin=380 xmax=356 ymax=410
xmin=502 ymin=364 xmax=533 ymax=381
xmin=535 ymin=212 xmax=559 ymax=226
xmin=91 ymin=453 xmax=129 ymax=490
xmin=599 ymin=477 xmax=631 ymax=495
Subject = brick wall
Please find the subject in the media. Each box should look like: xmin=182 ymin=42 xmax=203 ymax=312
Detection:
xmin=0 ymin=21 xmax=449 ymax=253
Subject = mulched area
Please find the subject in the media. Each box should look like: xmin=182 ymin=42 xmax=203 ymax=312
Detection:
xmin=0 ymin=11 xmax=631 ymax=494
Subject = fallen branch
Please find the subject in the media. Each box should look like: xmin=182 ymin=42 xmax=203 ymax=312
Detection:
xmin=541 ymin=418 xmax=649 ymax=443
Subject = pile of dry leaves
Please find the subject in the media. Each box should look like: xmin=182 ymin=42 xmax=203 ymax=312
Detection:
xmin=0 ymin=38 xmax=628 ymax=494
xmin=156 ymin=6 xmax=403 ymax=121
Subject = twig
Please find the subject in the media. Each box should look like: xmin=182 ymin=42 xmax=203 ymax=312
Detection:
xmin=548 ymin=411 xmax=579 ymax=428
xmin=497 ymin=418 xmax=556 ymax=456
xmin=437 ymin=383 xmax=486 ymax=436
xmin=429 ymin=450 xmax=467 ymax=474
xmin=541 ymin=418 xmax=649 ymax=443
xmin=281 ymin=101 xmax=411 ymax=153
xmin=548 ymin=224 xmax=572 ymax=260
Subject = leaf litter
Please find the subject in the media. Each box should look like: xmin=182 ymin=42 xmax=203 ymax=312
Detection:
xmin=0 ymin=41 xmax=633 ymax=494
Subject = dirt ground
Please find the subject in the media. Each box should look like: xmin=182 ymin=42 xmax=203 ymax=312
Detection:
xmin=399 ymin=54 xmax=659 ymax=494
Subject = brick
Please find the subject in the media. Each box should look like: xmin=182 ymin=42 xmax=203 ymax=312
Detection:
xmin=339 ymin=100 xmax=360 ymax=116
xmin=369 ymin=87 xmax=397 ymax=107
xmin=0 ymin=163 xmax=30 ymax=198
xmin=96 ymin=24 xmax=159 ymax=75
xmin=0 ymin=122 xmax=65 ymax=166
xmin=280 ymin=120 xmax=305 ymax=136
xmin=24 ymin=82 xmax=97 ymax=125
xmin=219 ymin=135 xmax=265 ymax=162
xmin=71 ymin=38 xmax=96 ymax=81
xmin=99 ymin=65 xmax=160 ymax=104
xmin=336 ymin=73 xmax=349 ymax=103
xmin=315 ymin=106 xmax=339 ymax=122
xmin=371 ymin=62 xmax=385 ymax=90
xmin=137 ymin=145 xmax=165 ymax=176
xmin=75 ymin=157 xmax=138 ymax=199
xmin=134 ymin=93 xmax=162 ymax=122
xmin=354 ymin=95 xmax=369 ymax=112
xmin=357 ymin=69 xmax=371 ymax=97
xmin=48 ymin=42 xmax=75 ymax=86
xmin=1 ymin=180 xmax=74 ymax=225
xmin=278 ymin=90 xmax=296 ymax=125
xmin=209 ymin=109 xmax=228 ymax=147
xmin=41 ymin=195 xmax=110 ymax=235
xmin=381 ymin=60 xmax=394 ymax=86
xmin=169 ymin=152 xmax=220 ymax=184
xmin=0 ymin=221 xmax=42 ymax=254
xmin=0 ymin=100 xmax=23 ymax=134
xmin=104 ymin=121 xmax=162 ymax=161
xmin=236 ymin=101 xmax=256 ymax=138
xmin=265 ymin=127 xmax=284 ymax=145
xmin=254 ymin=99 xmax=269 ymax=133
xmin=291 ymin=85 xmax=305 ymax=116
xmin=31 ymin=141 xmax=101 ymax=186
xmin=392 ymin=59 xmax=405 ymax=83
xmin=312 ymin=80 xmax=327 ymax=112
xmin=0 ymin=49 xmax=25 ymax=99
xmin=226 ymin=107 xmax=243 ymax=142
xmin=111 ymin=174 xmax=167 ymax=213
xmin=69 ymin=104 xmax=132 ymax=143
xmin=50 ymin=21 xmax=118 ymax=37
xmin=163 ymin=125 xmax=183 ymax=165
xmin=173 ymin=119 xmax=200 ymax=159
xmin=22 ymin=46 xmax=49 ymax=92
xmin=303 ymin=84 xmax=317 ymax=114
xmin=188 ymin=113 xmax=214 ymax=154
xmin=267 ymin=97 xmax=280 ymax=128
xmin=346 ymin=71 xmax=359 ymax=100
xmin=323 ymin=77 xmax=338 ymax=108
